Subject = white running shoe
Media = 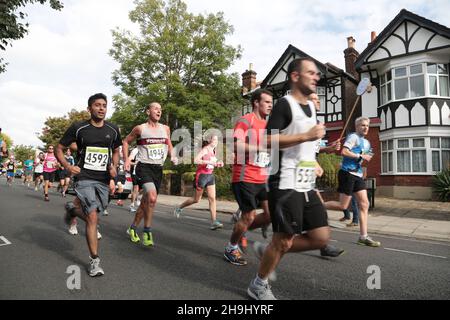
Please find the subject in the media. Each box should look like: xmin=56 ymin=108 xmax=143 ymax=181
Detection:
xmin=97 ymin=230 xmax=102 ymax=240
xmin=68 ymin=224 xmax=78 ymax=235
xmin=129 ymin=205 xmax=137 ymax=214
xmin=174 ymin=207 xmax=182 ymax=218
xmin=88 ymin=257 xmax=104 ymax=277
xmin=102 ymin=210 xmax=109 ymax=216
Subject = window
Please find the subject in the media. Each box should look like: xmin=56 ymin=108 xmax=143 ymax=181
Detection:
xmin=428 ymin=63 xmax=449 ymax=97
xmin=380 ymin=71 xmax=392 ymax=105
xmin=396 ymin=137 xmax=427 ymax=173
xmin=317 ymin=87 xmax=326 ymax=114
xmin=381 ymin=139 xmax=394 ymax=173
xmin=431 ymin=137 xmax=450 ymax=172
xmin=393 ymin=64 xmax=425 ymax=100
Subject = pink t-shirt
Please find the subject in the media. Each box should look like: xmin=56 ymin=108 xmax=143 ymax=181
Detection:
xmin=196 ymin=147 xmax=216 ymax=176
xmin=43 ymin=153 xmax=58 ymax=173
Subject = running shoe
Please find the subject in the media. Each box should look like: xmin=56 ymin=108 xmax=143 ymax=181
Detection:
xmin=346 ymin=222 xmax=359 ymax=227
xmin=261 ymin=224 xmax=269 ymax=239
xmin=129 ymin=205 xmax=137 ymax=214
xmin=174 ymin=207 xmax=182 ymax=219
xmin=88 ymin=257 xmax=104 ymax=277
xmin=44 ymin=195 xmax=49 ymax=202
xmin=142 ymin=231 xmax=154 ymax=247
xmin=127 ymin=227 xmax=140 ymax=243
xmin=210 ymin=220 xmax=223 ymax=230
xmin=97 ymin=230 xmax=102 ymax=240
xmin=68 ymin=224 xmax=78 ymax=235
xmin=224 ymin=247 xmax=247 ymax=266
xmin=320 ymin=244 xmax=345 ymax=257
xmin=102 ymin=210 xmax=109 ymax=216
xmin=247 ymin=278 xmax=277 ymax=300
xmin=357 ymin=236 xmax=381 ymax=247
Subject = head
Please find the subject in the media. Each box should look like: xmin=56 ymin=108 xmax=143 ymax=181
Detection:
xmin=87 ymin=93 xmax=107 ymax=121
xmin=355 ymin=117 xmax=370 ymax=136
xmin=47 ymin=145 xmax=54 ymax=153
xmin=287 ymin=58 xmax=320 ymax=96
xmin=65 ymin=149 xmax=71 ymax=156
xmin=205 ymin=134 xmax=219 ymax=149
xmin=309 ymin=93 xmax=320 ymax=112
xmin=251 ymin=89 xmax=273 ymax=118
xmin=39 ymin=152 xmax=45 ymax=160
xmin=29 ymin=155 xmax=33 ymax=160
xmin=9 ymin=155 xmax=14 ymax=161
xmin=146 ymin=102 xmax=162 ymax=122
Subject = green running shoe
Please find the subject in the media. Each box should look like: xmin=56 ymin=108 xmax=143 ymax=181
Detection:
xmin=127 ymin=227 xmax=140 ymax=243
xmin=143 ymin=231 xmax=154 ymax=247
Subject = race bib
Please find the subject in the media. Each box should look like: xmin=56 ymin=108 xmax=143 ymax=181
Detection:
xmin=253 ymin=152 xmax=270 ymax=168
xmin=46 ymin=161 xmax=54 ymax=169
xmin=84 ymin=147 xmax=109 ymax=171
xmin=147 ymin=144 xmax=165 ymax=160
xmin=295 ymin=161 xmax=316 ymax=191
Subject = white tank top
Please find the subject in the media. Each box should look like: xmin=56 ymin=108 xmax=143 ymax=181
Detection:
xmin=273 ymin=95 xmax=318 ymax=192
xmin=136 ymin=123 xmax=169 ymax=165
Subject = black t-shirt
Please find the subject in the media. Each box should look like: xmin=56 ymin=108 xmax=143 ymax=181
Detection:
xmin=266 ymin=97 xmax=312 ymax=133
xmin=59 ymin=120 xmax=122 ymax=183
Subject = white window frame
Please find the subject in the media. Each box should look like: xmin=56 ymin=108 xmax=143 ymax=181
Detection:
xmin=427 ymin=63 xmax=450 ymax=97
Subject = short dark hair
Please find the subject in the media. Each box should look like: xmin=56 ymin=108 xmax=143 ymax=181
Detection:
xmin=287 ymin=57 xmax=315 ymax=83
xmin=250 ymin=89 xmax=273 ymax=108
xmin=88 ymin=93 xmax=107 ymax=107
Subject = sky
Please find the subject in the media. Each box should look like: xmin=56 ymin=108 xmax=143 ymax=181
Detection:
xmin=0 ymin=0 xmax=449 ymax=147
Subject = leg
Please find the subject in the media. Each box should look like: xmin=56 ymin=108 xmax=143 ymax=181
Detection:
xmin=85 ymin=209 xmax=99 ymax=257
xmin=230 ymin=210 xmax=256 ymax=245
xmin=324 ymin=193 xmax=352 ymax=211
xmin=354 ymin=190 xmax=369 ymax=237
xmin=257 ymin=233 xmax=295 ymax=280
xmin=179 ymin=188 xmax=203 ymax=209
xmin=206 ymin=184 xmax=217 ymax=222
xmin=248 ymin=200 xmax=271 ymax=231
xmin=288 ymin=226 xmax=330 ymax=252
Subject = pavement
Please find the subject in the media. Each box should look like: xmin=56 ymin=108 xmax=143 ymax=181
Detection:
xmin=158 ymin=194 xmax=450 ymax=242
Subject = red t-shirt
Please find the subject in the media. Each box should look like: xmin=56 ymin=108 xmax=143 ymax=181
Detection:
xmin=232 ymin=113 xmax=269 ymax=184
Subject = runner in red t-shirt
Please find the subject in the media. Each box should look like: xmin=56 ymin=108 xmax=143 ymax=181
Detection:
xmin=224 ymin=89 xmax=273 ymax=266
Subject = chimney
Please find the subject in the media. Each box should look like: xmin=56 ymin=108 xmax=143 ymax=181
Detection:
xmin=242 ymin=63 xmax=257 ymax=94
xmin=344 ymin=36 xmax=359 ymax=80
xmin=371 ymin=31 xmax=377 ymax=43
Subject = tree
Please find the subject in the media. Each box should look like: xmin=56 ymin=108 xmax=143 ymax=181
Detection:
xmin=39 ymin=109 xmax=90 ymax=147
xmin=12 ymin=144 xmax=35 ymax=164
xmin=0 ymin=0 xmax=64 ymax=73
xmin=109 ymin=0 xmax=244 ymax=135
xmin=0 ymin=132 xmax=13 ymax=149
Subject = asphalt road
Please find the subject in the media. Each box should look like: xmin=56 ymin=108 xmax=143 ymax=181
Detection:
xmin=1 ymin=178 xmax=449 ymax=300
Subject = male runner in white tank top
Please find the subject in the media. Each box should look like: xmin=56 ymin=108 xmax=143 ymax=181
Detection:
xmin=123 ymin=102 xmax=178 ymax=247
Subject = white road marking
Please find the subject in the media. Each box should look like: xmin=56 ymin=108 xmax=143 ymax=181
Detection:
xmin=0 ymin=236 xmax=12 ymax=247
xmin=384 ymin=248 xmax=447 ymax=259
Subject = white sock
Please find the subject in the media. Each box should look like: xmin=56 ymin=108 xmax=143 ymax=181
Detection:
xmin=255 ymin=275 xmax=268 ymax=286
xmin=360 ymin=234 xmax=368 ymax=240
xmin=227 ymin=242 xmax=239 ymax=251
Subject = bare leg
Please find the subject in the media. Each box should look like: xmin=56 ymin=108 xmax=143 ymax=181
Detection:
xmin=230 ymin=210 xmax=256 ymax=245
xmin=206 ymin=185 xmax=217 ymax=222
xmin=324 ymin=193 xmax=352 ymax=211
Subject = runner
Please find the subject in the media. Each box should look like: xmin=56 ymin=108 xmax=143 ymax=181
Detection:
xmin=223 ymin=88 xmax=272 ymax=266
xmin=128 ymin=147 xmax=140 ymax=214
xmin=0 ymin=128 xmax=7 ymax=163
xmin=5 ymin=155 xmax=16 ymax=186
xmin=123 ymin=102 xmax=177 ymax=247
xmin=34 ymin=152 xmax=45 ymax=191
xmin=57 ymin=93 xmax=122 ymax=276
xmin=174 ymin=134 xmax=224 ymax=230
xmin=61 ymin=148 xmax=75 ymax=197
xmin=324 ymin=117 xmax=381 ymax=247
xmin=247 ymin=58 xmax=332 ymax=300
xmin=23 ymin=155 xmax=34 ymax=187
xmin=43 ymin=145 xmax=58 ymax=201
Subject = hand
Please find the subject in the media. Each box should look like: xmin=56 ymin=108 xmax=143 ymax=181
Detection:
xmin=171 ymin=157 xmax=179 ymax=165
xmin=109 ymin=165 xmax=117 ymax=178
xmin=109 ymin=179 xmax=116 ymax=195
xmin=216 ymin=161 xmax=224 ymax=168
xmin=124 ymin=159 xmax=131 ymax=172
xmin=68 ymin=165 xmax=81 ymax=176
xmin=306 ymin=124 xmax=326 ymax=142
xmin=329 ymin=139 xmax=341 ymax=151
xmin=361 ymin=154 xmax=373 ymax=162
xmin=315 ymin=163 xmax=324 ymax=177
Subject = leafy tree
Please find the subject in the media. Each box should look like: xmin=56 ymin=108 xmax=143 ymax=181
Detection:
xmin=0 ymin=132 xmax=14 ymax=149
xmin=109 ymin=0 xmax=244 ymax=135
xmin=12 ymin=144 xmax=35 ymax=164
xmin=39 ymin=109 xmax=90 ymax=148
xmin=0 ymin=0 xmax=64 ymax=73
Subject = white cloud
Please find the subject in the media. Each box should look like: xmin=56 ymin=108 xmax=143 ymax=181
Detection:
xmin=0 ymin=0 xmax=449 ymax=147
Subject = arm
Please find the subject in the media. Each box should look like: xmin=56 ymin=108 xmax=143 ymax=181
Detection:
xmin=267 ymin=124 xmax=326 ymax=149
xmin=109 ymin=147 xmax=120 ymax=178
xmin=123 ymin=125 xmax=141 ymax=172
xmin=165 ymin=125 xmax=178 ymax=165
xmin=56 ymin=144 xmax=80 ymax=175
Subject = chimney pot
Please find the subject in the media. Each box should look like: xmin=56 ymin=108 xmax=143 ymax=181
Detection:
xmin=347 ymin=36 xmax=355 ymax=49
xmin=371 ymin=31 xmax=377 ymax=42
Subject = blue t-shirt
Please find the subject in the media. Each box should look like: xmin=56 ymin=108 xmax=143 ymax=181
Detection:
xmin=24 ymin=159 xmax=34 ymax=170
xmin=341 ymin=133 xmax=371 ymax=177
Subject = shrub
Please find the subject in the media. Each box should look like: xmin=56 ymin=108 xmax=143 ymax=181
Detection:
xmin=432 ymin=169 xmax=450 ymax=202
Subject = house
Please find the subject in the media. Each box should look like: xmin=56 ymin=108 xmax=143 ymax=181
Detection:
xmin=355 ymin=9 xmax=450 ymax=199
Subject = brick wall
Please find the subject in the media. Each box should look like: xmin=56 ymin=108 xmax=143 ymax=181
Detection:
xmin=379 ymin=175 xmax=433 ymax=187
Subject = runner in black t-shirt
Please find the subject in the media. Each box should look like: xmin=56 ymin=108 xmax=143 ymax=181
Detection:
xmin=56 ymin=93 xmax=122 ymax=277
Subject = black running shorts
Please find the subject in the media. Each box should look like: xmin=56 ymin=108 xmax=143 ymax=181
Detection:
xmin=43 ymin=171 xmax=56 ymax=182
xmin=337 ymin=169 xmax=366 ymax=196
xmin=195 ymin=174 xmax=215 ymax=190
xmin=269 ymin=189 xmax=328 ymax=235
xmin=232 ymin=182 xmax=268 ymax=213
xmin=135 ymin=163 xmax=163 ymax=194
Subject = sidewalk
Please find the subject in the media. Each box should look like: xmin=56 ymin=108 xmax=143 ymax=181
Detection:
xmin=157 ymin=194 xmax=450 ymax=242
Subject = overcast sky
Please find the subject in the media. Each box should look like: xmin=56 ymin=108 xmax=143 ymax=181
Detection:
xmin=1 ymin=0 xmax=449 ymax=147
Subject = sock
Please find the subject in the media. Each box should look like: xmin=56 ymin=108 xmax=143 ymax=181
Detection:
xmin=227 ymin=242 xmax=239 ymax=251
xmin=130 ymin=224 xmax=137 ymax=230
xmin=255 ymin=275 xmax=268 ymax=286
xmin=143 ymin=227 xmax=152 ymax=233
xmin=360 ymin=234 xmax=368 ymax=240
